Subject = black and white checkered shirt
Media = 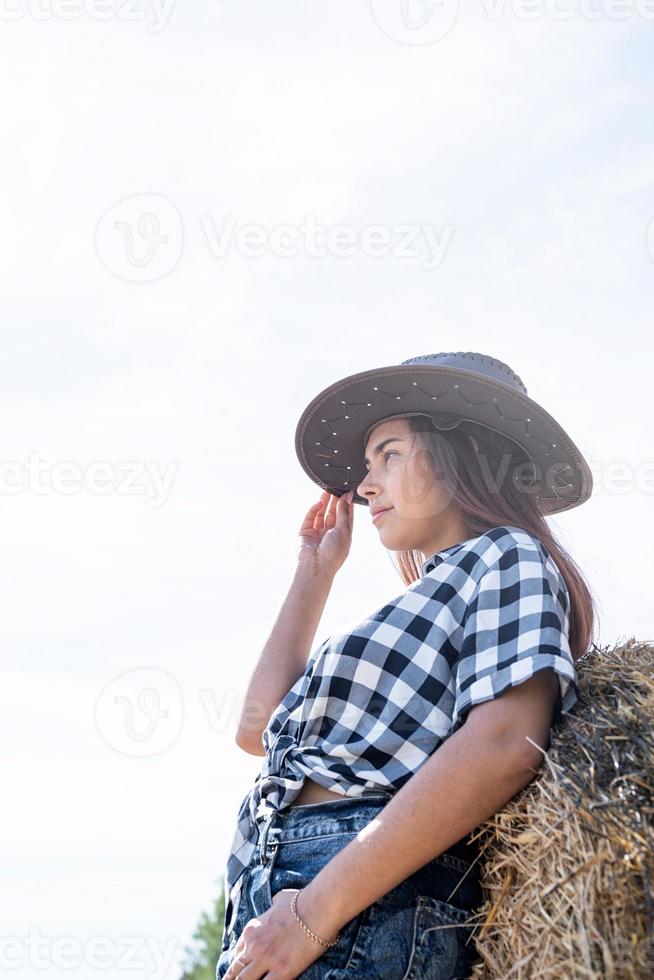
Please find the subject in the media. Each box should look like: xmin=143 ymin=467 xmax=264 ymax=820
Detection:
xmin=221 ymin=524 xmax=580 ymax=946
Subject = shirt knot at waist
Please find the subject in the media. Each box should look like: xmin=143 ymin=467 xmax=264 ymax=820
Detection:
xmin=261 ymin=732 xmax=300 ymax=780
xmin=253 ymin=733 xmax=306 ymax=814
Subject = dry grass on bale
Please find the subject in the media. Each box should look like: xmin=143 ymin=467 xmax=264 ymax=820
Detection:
xmin=460 ymin=638 xmax=654 ymax=980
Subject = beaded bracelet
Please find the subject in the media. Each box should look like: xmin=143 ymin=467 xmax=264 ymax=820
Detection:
xmin=288 ymin=889 xmax=341 ymax=948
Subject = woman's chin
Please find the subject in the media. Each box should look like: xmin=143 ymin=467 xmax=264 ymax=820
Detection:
xmin=376 ymin=529 xmax=408 ymax=551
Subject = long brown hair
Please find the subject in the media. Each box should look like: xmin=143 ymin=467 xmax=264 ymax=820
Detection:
xmin=385 ymin=414 xmax=598 ymax=660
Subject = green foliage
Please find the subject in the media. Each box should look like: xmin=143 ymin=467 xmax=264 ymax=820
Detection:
xmin=179 ymin=881 xmax=226 ymax=980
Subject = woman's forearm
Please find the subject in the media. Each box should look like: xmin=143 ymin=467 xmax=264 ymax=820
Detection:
xmin=294 ymin=720 xmax=541 ymax=939
xmin=235 ymin=558 xmax=335 ymax=749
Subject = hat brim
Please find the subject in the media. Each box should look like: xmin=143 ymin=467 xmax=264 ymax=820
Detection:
xmin=294 ymin=363 xmax=593 ymax=516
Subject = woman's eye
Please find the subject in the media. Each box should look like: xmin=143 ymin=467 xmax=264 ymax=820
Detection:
xmin=364 ymin=450 xmax=398 ymax=473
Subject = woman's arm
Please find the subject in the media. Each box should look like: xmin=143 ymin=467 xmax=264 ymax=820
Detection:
xmin=235 ymin=560 xmax=335 ymax=753
xmin=235 ymin=491 xmax=353 ymax=754
xmin=293 ymin=669 xmax=558 ymax=939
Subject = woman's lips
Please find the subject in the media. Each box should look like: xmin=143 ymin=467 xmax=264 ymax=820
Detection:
xmin=372 ymin=507 xmax=393 ymax=523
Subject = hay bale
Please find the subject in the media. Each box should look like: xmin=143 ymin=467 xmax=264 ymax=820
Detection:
xmin=464 ymin=639 xmax=654 ymax=979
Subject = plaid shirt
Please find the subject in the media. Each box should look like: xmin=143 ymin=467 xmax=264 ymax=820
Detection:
xmin=221 ymin=524 xmax=580 ymax=945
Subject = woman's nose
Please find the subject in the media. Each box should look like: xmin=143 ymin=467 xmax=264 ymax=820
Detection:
xmin=356 ymin=473 xmax=375 ymax=498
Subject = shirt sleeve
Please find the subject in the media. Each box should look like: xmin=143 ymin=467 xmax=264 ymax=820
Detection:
xmin=450 ymin=541 xmax=580 ymax=736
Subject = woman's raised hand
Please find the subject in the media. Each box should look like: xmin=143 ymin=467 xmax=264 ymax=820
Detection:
xmin=297 ymin=489 xmax=355 ymax=575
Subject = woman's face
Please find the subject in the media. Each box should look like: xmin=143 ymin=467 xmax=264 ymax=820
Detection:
xmin=355 ymin=416 xmax=468 ymax=557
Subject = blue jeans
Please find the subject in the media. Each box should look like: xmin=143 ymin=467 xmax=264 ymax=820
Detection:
xmin=216 ymin=793 xmax=483 ymax=979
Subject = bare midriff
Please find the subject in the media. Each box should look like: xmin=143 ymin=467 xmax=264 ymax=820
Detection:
xmin=289 ymin=776 xmax=345 ymax=807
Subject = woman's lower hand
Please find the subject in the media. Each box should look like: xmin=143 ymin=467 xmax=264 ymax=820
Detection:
xmin=222 ymin=889 xmax=335 ymax=980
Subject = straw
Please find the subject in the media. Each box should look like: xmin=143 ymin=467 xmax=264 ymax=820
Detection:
xmin=461 ymin=639 xmax=654 ymax=979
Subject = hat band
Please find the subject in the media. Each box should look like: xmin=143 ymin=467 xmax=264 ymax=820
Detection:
xmin=363 ymin=411 xmax=462 ymax=447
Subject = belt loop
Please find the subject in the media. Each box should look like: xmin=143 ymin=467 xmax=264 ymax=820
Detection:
xmin=257 ymin=807 xmax=274 ymax=864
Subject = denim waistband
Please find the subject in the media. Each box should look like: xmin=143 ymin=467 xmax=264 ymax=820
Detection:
xmin=258 ymin=792 xmax=479 ymax=869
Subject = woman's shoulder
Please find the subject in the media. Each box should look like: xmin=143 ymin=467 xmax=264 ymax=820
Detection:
xmin=463 ymin=524 xmax=561 ymax=580
xmin=469 ymin=525 xmax=568 ymax=605
xmin=472 ymin=524 xmax=550 ymax=555
xmin=417 ymin=524 xmax=555 ymax=591
xmin=476 ymin=523 xmax=544 ymax=548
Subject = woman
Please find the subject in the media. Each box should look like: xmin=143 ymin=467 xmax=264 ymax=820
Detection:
xmin=216 ymin=351 xmax=597 ymax=980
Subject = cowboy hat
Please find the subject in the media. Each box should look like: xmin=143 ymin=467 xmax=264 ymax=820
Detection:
xmin=294 ymin=351 xmax=593 ymax=515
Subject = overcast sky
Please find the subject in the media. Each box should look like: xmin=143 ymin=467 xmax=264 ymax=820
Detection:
xmin=1 ymin=4 xmax=652 ymax=979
